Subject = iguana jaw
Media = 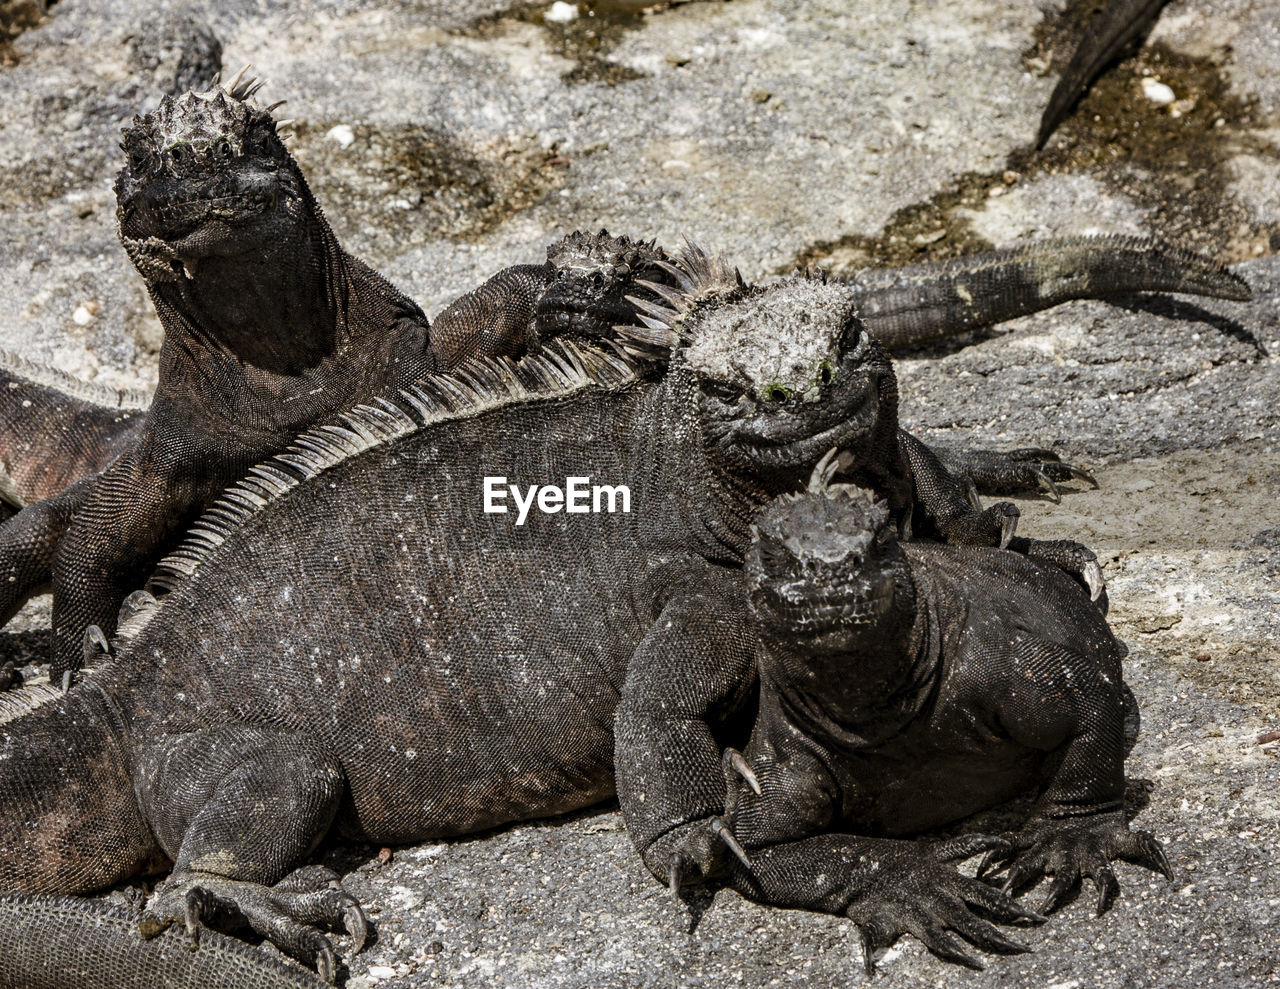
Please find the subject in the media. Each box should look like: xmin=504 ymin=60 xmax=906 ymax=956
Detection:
xmin=700 ymin=343 xmax=888 ymax=477
xmin=117 ymin=162 xmax=297 ymax=279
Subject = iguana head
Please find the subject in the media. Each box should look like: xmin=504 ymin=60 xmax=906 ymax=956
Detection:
xmin=618 ymin=245 xmax=901 ymax=487
xmin=114 ymin=72 xmax=303 ymax=284
xmin=745 ymin=460 xmax=918 ymax=730
xmin=746 ymin=456 xmax=904 ymax=652
xmin=535 ymin=229 xmax=676 ymax=341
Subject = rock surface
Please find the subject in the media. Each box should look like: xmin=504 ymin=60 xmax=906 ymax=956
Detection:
xmin=0 ymin=0 xmax=1276 ymax=985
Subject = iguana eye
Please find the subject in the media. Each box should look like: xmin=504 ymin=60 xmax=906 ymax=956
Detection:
xmin=700 ymin=379 xmax=740 ymax=404
xmin=840 ymin=314 xmax=863 ymax=350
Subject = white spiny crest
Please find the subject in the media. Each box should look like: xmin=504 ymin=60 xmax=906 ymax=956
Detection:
xmin=223 ymin=64 xmax=265 ymax=102
xmin=613 ymin=238 xmax=746 ymax=357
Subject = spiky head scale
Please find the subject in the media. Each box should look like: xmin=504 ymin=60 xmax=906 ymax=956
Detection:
xmin=546 ymin=228 xmax=669 ymax=280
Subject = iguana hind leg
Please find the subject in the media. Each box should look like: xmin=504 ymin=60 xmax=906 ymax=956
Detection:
xmin=143 ymin=867 xmax=366 ymax=985
xmin=136 ymin=726 xmax=362 ymax=983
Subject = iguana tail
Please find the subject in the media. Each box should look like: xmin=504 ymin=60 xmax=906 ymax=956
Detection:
xmin=1036 ymin=0 xmax=1167 ymax=148
xmin=0 ymin=677 xmax=156 ymax=895
xmin=0 ymin=351 xmax=147 ymax=510
xmin=844 ymin=234 xmax=1251 ymax=350
xmin=0 ymin=894 xmax=329 ymax=989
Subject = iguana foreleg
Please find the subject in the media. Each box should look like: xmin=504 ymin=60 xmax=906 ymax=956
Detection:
xmin=0 ymin=477 xmax=94 ymax=626
xmin=980 ymin=642 xmax=1173 ymax=913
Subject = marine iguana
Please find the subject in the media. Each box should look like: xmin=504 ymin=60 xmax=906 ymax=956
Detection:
xmin=0 ymin=76 xmax=568 ymax=681
xmin=0 ymin=257 xmax=1069 ymax=983
xmin=656 ymin=458 xmax=1171 ymax=973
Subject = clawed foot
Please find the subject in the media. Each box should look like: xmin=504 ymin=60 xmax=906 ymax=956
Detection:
xmin=140 ymin=864 xmax=368 ymax=983
xmin=939 ymin=447 xmax=1098 ymax=503
xmin=1008 ymin=536 xmax=1106 ymax=604
xmin=663 ymin=748 xmax=761 ymax=896
xmin=847 ymin=837 xmax=1044 ymax=974
xmin=979 ymin=817 xmax=1172 ymax=916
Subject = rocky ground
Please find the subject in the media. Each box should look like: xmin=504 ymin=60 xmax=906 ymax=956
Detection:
xmin=0 ymin=0 xmax=1276 ymax=986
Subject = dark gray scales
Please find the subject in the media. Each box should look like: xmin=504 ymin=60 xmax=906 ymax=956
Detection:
xmin=0 ymin=258 xmax=1089 ymax=982
xmin=0 ymin=894 xmax=328 ymax=989
xmin=677 ymin=464 xmax=1171 ymax=972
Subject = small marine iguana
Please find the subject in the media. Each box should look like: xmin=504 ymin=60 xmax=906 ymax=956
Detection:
xmin=0 ymin=76 xmax=561 ymax=680
xmin=658 ymin=458 xmax=1170 ymax=973
xmin=0 ymin=256 xmax=1080 ymax=983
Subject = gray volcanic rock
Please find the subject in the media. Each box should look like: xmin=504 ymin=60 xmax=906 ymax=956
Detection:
xmin=0 ymin=0 xmax=1277 ymax=986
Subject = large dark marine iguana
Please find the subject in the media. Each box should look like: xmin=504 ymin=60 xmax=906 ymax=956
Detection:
xmin=0 ymin=76 xmax=575 ymax=682
xmin=661 ymin=457 xmax=1170 ymax=974
xmin=0 ymin=255 xmax=1143 ymax=984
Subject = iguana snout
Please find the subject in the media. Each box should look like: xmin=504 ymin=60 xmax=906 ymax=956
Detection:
xmin=747 ymin=478 xmax=903 ymax=649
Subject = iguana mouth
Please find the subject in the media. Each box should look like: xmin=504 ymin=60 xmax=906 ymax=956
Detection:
xmin=728 ymin=379 xmax=879 ymax=472
xmin=118 ymin=166 xmax=284 ymax=246
xmin=753 ymin=566 xmax=897 ymax=633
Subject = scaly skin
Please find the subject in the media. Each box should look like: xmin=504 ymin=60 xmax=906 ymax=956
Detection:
xmin=842 ymin=233 xmax=1250 ymax=350
xmin=0 ymin=353 xmax=146 ymax=513
xmin=0 ymin=77 xmax=574 ymax=680
xmin=0 ymin=255 xmax=1054 ymax=983
xmin=664 ymin=465 xmax=1171 ymax=972
xmin=0 ymin=894 xmax=329 ymax=989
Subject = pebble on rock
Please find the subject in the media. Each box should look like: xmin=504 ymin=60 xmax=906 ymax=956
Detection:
xmin=326 ymin=124 xmax=355 ymax=148
xmin=1141 ymin=77 xmax=1177 ymax=105
xmin=546 ymin=2 xmax=579 ymax=23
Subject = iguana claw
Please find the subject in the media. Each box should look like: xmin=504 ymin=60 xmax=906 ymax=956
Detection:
xmin=1083 ymin=559 xmax=1105 ymax=601
xmin=999 ymin=508 xmax=1018 ymax=550
xmin=1030 ymin=467 xmax=1062 ymax=503
xmin=994 ymin=817 xmax=1171 ymax=917
xmin=723 ymin=747 xmax=761 ymax=796
xmin=710 ymin=817 xmax=751 ymax=869
xmin=82 ymin=624 xmax=110 ymax=666
xmin=143 ymin=865 xmax=367 ymax=984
